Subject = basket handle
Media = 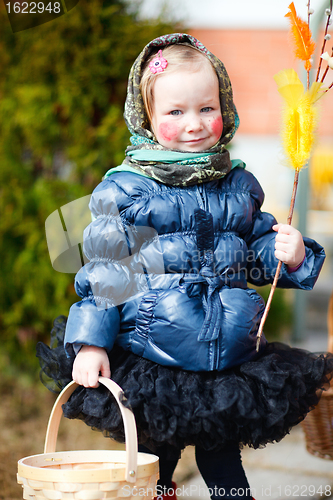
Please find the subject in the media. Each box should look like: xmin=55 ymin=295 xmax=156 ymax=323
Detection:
xmin=43 ymin=377 xmax=138 ymax=483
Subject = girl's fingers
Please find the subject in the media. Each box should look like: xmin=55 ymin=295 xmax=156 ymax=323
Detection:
xmin=272 ymin=223 xmax=297 ymax=235
xmin=88 ymin=372 xmax=99 ymax=388
xmin=100 ymin=364 xmax=111 ymax=379
xmin=275 ymin=234 xmax=291 ymax=244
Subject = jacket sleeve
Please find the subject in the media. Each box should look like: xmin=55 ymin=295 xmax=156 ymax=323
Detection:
xmin=64 ymin=266 xmax=120 ymax=358
xmin=63 ymin=179 xmax=127 ymax=358
xmin=64 ymin=176 xmax=161 ymax=358
xmin=241 ymin=173 xmax=325 ymax=290
xmin=245 ymin=212 xmax=325 ymax=289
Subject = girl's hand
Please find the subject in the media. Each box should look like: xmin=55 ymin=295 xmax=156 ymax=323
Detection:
xmin=72 ymin=345 xmax=110 ymax=388
xmin=272 ymin=223 xmax=305 ymax=269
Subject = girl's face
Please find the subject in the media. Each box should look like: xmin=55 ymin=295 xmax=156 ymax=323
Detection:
xmin=150 ymin=63 xmax=223 ymax=152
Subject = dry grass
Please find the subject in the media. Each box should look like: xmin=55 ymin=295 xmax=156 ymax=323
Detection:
xmin=0 ymin=377 xmax=198 ymax=500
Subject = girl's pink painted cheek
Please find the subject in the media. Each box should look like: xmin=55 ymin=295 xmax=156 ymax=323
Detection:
xmin=159 ymin=122 xmax=179 ymax=141
xmin=211 ymin=116 xmax=223 ymax=138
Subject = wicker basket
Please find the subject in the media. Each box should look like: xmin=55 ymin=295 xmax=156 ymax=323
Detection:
xmin=17 ymin=377 xmax=159 ymax=500
xmin=301 ymin=291 xmax=333 ymax=460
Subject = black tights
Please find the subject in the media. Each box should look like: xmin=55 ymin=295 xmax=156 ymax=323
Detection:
xmin=139 ymin=444 xmax=252 ymax=500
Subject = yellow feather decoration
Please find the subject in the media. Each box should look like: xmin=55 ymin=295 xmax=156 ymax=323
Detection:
xmin=274 ymin=68 xmax=323 ymax=171
xmin=257 ymin=4 xmax=330 ymax=349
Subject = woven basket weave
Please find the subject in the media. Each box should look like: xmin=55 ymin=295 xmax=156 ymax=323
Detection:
xmin=17 ymin=377 xmax=159 ymax=500
xmin=301 ymin=292 xmax=333 ymax=460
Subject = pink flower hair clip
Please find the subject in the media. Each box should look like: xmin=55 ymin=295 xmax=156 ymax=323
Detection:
xmin=149 ymin=50 xmax=168 ymax=74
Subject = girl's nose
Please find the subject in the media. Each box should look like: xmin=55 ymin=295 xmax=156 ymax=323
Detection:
xmin=185 ymin=115 xmax=203 ymax=133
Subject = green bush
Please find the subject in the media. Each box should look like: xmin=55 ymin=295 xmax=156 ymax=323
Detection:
xmin=255 ymin=286 xmax=293 ymax=341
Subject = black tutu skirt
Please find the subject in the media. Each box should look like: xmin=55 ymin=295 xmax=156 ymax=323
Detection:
xmin=37 ymin=315 xmax=333 ymax=459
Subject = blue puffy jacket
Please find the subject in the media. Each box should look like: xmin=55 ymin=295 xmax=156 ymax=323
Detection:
xmin=64 ymin=166 xmax=325 ymax=371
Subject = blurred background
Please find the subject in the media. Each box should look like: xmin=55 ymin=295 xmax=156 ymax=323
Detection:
xmin=0 ymin=1 xmax=332 ymax=498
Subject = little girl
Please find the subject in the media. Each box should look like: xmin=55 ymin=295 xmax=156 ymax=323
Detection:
xmin=38 ymin=33 xmax=333 ymax=499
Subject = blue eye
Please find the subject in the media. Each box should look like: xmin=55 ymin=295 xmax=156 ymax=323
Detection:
xmin=201 ymin=107 xmax=212 ymax=113
xmin=170 ymin=110 xmax=182 ymax=116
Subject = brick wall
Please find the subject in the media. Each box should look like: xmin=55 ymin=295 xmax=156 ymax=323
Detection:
xmin=189 ymin=28 xmax=333 ymax=137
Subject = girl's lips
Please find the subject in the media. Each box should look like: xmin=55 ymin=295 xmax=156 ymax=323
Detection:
xmin=183 ymin=138 xmax=206 ymax=144
xmin=181 ymin=138 xmax=209 ymax=151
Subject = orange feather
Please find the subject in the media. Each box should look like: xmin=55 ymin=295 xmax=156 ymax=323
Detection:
xmin=285 ymin=2 xmax=315 ymax=71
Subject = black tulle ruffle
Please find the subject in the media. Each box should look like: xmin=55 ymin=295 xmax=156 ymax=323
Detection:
xmin=37 ymin=316 xmax=333 ymax=458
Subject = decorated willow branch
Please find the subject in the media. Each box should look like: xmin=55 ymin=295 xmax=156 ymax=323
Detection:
xmin=256 ymin=1 xmax=333 ymax=350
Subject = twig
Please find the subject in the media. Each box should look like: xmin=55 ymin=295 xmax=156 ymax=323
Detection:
xmin=320 ymin=64 xmax=330 ymax=83
xmin=256 ymin=169 xmax=300 ymax=351
xmin=316 ymin=3 xmax=333 ymax=82
xmin=307 ymin=1 xmax=312 ymax=106
xmin=320 ymin=47 xmax=333 ymax=84
xmin=324 ymin=80 xmax=333 ymax=92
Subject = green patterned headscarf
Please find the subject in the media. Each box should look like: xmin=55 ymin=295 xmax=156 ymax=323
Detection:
xmin=121 ymin=33 xmax=240 ymax=187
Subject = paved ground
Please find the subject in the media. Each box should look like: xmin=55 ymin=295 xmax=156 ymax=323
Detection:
xmin=241 ymin=425 xmax=333 ymax=500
